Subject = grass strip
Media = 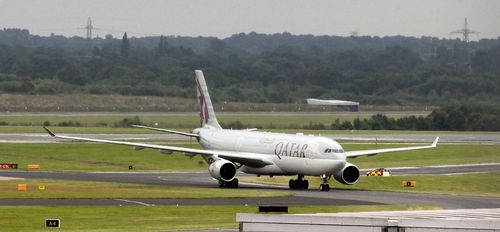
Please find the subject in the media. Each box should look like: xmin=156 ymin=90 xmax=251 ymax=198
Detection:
xmin=0 ymin=205 xmax=439 ymax=231
xmin=0 ymin=178 xmax=290 ymax=199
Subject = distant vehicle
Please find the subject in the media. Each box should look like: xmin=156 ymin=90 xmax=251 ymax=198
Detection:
xmin=366 ymin=168 xmax=392 ymax=176
xmin=44 ymin=70 xmax=439 ymax=192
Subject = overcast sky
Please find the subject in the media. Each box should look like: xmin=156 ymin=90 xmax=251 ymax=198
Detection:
xmin=0 ymin=0 xmax=499 ymax=40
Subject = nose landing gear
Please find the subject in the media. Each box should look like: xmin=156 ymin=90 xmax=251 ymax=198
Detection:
xmin=288 ymin=175 xmax=309 ymax=190
xmin=319 ymin=174 xmax=330 ymax=192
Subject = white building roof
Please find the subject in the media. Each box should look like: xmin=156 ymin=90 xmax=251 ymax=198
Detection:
xmin=306 ymin=98 xmax=359 ymax=106
xmin=237 ymin=208 xmax=500 ymax=231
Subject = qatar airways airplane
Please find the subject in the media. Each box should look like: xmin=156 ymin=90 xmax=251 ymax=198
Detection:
xmin=44 ymin=70 xmax=439 ymax=191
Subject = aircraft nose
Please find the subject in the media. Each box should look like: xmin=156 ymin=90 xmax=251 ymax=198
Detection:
xmin=332 ymin=152 xmax=346 ymax=161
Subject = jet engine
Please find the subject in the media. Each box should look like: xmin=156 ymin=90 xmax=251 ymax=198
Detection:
xmin=208 ymin=159 xmax=237 ymax=182
xmin=334 ymin=162 xmax=360 ymax=185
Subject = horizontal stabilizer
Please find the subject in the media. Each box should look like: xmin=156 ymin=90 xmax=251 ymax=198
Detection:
xmin=43 ymin=126 xmax=55 ymax=136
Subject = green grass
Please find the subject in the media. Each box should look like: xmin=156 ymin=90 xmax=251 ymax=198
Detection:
xmin=0 ymin=205 xmax=439 ymax=231
xmin=0 ymin=178 xmax=289 ymax=199
xmin=0 ymin=143 xmax=207 ymax=172
xmin=241 ymin=172 xmax=500 ymax=197
xmin=1 ymin=143 xmax=498 ymax=172
xmin=0 ymin=111 xmax=434 ymax=131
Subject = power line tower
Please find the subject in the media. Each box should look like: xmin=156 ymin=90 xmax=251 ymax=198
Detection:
xmin=450 ymin=18 xmax=478 ymax=44
xmin=85 ymin=17 xmax=93 ymax=40
xmin=450 ymin=18 xmax=479 ymax=74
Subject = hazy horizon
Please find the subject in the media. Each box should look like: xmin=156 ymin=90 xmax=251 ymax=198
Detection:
xmin=1 ymin=0 xmax=499 ymax=40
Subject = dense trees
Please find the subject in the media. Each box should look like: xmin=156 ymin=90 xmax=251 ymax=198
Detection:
xmin=120 ymin=33 xmax=130 ymax=58
xmin=0 ymin=29 xmax=499 ymax=107
xmin=335 ymin=105 xmax=500 ymax=131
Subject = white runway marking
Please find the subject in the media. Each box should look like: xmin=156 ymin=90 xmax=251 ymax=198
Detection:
xmin=0 ymin=176 xmax=24 ymax=181
xmin=114 ymin=199 xmax=152 ymax=206
xmin=239 ymin=181 xmax=287 ymax=189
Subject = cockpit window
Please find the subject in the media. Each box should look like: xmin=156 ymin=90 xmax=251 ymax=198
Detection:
xmin=324 ymin=148 xmax=344 ymax=153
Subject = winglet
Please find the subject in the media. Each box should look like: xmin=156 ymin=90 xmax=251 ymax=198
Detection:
xmin=43 ymin=126 xmax=55 ymax=137
xmin=432 ymin=136 xmax=439 ymax=147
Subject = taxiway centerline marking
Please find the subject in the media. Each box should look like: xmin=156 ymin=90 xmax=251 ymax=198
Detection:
xmin=114 ymin=199 xmax=152 ymax=206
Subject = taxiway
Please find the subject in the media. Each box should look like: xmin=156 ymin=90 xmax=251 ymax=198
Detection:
xmin=1 ymin=164 xmax=499 ymax=208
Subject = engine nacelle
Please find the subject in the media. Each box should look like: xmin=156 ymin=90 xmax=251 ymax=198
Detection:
xmin=208 ymin=159 xmax=237 ymax=182
xmin=333 ymin=162 xmax=360 ymax=185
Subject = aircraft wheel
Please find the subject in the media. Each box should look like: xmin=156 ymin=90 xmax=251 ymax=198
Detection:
xmin=227 ymin=178 xmax=239 ymax=188
xmin=303 ymin=180 xmax=309 ymax=190
xmin=232 ymin=178 xmax=239 ymax=188
xmin=289 ymin=179 xmax=295 ymax=189
xmin=219 ymin=180 xmax=226 ymax=188
xmin=220 ymin=179 xmax=239 ymax=188
xmin=324 ymin=184 xmax=330 ymax=192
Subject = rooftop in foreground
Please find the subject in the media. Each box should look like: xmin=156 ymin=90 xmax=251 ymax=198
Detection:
xmin=237 ymin=208 xmax=500 ymax=231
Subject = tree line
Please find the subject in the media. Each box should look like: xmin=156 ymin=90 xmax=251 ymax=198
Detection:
xmin=344 ymin=104 xmax=500 ymax=131
xmin=0 ymin=29 xmax=499 ymax=107
xmin=223 ymin=105 xmax=500 ymax=131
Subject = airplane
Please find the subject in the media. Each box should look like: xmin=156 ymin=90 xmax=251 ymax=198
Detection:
xmin=44 ymin=70 xmax=439 ymax=191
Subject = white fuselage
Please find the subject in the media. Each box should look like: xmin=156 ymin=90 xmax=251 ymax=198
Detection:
xmin=195 ymin=128 xmax=347 ymax=176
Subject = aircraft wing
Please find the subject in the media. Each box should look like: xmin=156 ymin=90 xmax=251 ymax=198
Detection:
xmin=132 ymin=125 xmax=199 ymax=138
xmin=344 ymin=137 xmax=439 ymax=158
xmin=43 ymin=127 xmax=272 ymax=168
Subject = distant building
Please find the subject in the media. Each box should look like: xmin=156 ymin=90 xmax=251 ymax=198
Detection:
xmin=306 ymin=98 xmax=359 ymax=112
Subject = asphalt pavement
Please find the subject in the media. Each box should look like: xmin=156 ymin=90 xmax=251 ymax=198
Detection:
xmin=1 ymin=164 xmax=499 ymax=208
xmin=1 ymin=132 xmax=500 ymax=144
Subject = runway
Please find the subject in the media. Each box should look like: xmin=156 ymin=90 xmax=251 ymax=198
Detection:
xmin=1 ymin=131 xmax=498 ymax=208
xmin=1 ymin=163 xmax=498 ymax=186
xmin=0 ymin=196 xmax=378 ymax=207
xmin=1 ymin=164 xmax=499 ymax=208
xmin=1 ymin=132 xmax=500 ymax=144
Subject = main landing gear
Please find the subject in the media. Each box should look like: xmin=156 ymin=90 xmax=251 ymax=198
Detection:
xmin=289 ymin=175 xmax=309 ymax=190
xmin=319 ymin=174 xmax=330 ymax=192
xmin=219 ymin=178 xmax=239 ymax=188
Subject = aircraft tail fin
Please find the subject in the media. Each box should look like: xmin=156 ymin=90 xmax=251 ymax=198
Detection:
xmin=195 ymin=70 xmax=222 ymax=129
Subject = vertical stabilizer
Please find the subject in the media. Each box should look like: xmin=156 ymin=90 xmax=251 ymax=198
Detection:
xmin=195 ymin=70 xmax=222 ymax=129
